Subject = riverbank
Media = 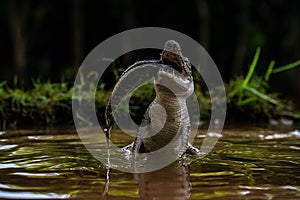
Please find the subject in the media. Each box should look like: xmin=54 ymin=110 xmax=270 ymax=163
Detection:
xmin=1 ymin=51 xmax=299 ymax=129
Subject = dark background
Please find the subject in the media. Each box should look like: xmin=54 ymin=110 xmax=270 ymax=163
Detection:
xmin=1 ymin=0 xmax=300 ymax=106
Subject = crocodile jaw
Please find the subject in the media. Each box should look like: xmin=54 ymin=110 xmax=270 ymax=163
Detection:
xmin=155 ymin=67 xmax=194 ymax=98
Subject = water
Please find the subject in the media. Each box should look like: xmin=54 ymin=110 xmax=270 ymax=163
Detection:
xmin=0 ymin=127 xmax=300 ymax=199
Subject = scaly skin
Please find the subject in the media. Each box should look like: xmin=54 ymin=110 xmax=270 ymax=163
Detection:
xmin=105 ymin=40 xmax=201 ymax=157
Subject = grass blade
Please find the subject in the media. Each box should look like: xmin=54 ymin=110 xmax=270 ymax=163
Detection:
xmin=264 ymin=60 xmax=275 ymax=81
xmin=245 ymin=85 xmax=279 ymax=105
xmin=272 ymin=59 xmax=300 ymax=73
xmin=242 ymin=47 xmax=261 ymax=88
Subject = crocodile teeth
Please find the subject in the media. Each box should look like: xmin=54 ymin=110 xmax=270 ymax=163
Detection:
xmin=158 ymin=66 xmax=191 ymax=85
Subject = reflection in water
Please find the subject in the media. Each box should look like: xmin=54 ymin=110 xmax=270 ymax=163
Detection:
xmin=102 ymin=161 xmax=191 ymax=200
xmin=0 ymin=128 xmax=300 ymax=199
xmin=137 ymin=162 xmax=191 ymax=200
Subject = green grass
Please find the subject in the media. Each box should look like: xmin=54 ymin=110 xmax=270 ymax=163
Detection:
xmin=0 ymin=80 xmax=72 ymax=128
xmin=227 ymin=48 xmax=300 ymax=121
xmin=0 ymin=79 xmax=111 ymax=129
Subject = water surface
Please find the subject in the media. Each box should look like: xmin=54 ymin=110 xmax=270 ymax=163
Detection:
xmin=0 ymin=126 xmax=300 ymax=199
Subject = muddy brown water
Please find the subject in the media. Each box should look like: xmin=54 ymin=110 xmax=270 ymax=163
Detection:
xmin=0 ymin=126 xmax=300 ymax=199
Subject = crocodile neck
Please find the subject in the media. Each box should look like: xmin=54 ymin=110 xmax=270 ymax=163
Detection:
xmin=141 ymin=84 xmax=191 ymax=152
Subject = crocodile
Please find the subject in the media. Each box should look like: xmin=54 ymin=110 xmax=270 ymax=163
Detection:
xmin=105 ymin=40 xmax=201 ymax=157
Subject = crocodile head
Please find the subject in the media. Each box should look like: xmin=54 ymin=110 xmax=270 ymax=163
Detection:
xmin=156 ymin=40 xmax=194 ymax=98
xmin=155 ymin=64 xmax=194 ymax=98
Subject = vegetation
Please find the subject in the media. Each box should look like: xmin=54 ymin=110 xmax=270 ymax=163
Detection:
xmin=0 ymin=78 xmax=112 ymax=129
xmin=0 ymin=79 xmax=72 ymax=128
xmin=227 ymin=48 xmax=300 ymax=121
xmin=0 ymin=49 xmax=300 ymax=129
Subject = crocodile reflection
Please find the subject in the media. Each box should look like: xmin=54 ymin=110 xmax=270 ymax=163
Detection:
xmin=136 ymin=162 xmax=191 ymax=200
xmin=102 ymin=161 xmax=191 ymax=200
